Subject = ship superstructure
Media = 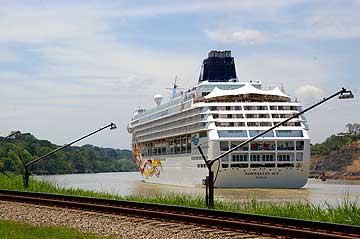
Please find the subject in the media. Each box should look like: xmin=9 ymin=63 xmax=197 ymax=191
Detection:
xmin=128 ymin=51 xmax=310 ymax=188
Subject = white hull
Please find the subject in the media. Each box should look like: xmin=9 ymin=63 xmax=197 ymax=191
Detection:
xmin=141 ymin=167 xmax=309 ymax=188
xmin=136 ymin=139 xmax=310 ymax=188
xmin=215 ymin=167 xmax=309 ymax=188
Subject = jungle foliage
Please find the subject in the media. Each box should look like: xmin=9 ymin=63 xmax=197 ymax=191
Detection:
xmin=0 ymin=133 xmax=136 ymax=175
xmin=311 ymin=123 xmax=360 ymax=156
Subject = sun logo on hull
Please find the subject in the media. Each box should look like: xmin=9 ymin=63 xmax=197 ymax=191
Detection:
xmin=133 ymin=144 xmax=162 ymax=178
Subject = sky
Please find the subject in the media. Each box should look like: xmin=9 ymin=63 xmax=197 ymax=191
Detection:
xmin=0 ymin=0 xmax=359 ymax=149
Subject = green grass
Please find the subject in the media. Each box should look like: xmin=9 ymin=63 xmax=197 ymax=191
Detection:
xmin=0 ymin=220 xmax=112 ymax=239
xmin=0 ymin=174 xmax=359 ymax=226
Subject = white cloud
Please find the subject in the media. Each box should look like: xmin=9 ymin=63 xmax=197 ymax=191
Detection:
xmin=294 ymin=85 xmax=325 ymax=105
xmin=0 ymin=4 xmax=108 ymax=44
xmin=206 ymin=30 xmax=268 ymax=44
xmin=235 ymin=53 xmax=331 ymax=92
xmin=284 ymin=1 xmax=360 ymax=40
xmin=0 ymin=48 xmax=17 ymax=62
xmin=107 ymin=0 xmax=302 ymax=17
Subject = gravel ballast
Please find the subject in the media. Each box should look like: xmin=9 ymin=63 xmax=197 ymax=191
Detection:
xmin=0 ymin=201 xmax=271 ymax=239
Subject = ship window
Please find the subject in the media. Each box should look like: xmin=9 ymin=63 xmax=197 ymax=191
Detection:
xmin=231 ymin=141 xmax=249 ymax=151
xmin=250 ymin=154 xmax=261 ymax=162
xmin=236 ymin=114 xmax=243 ymax=118
xmin=277 ymin=141 xmax=294 ymax=150
xmin=231 ymin=163 xmax=248 ymax=168
xmin=296 ymin=152 xmax=303 ymax=161
xmin=210 ymin=106 xmax=217 ymax=111
xmin=199 ymin=131 xmax=207 ymax=138
xmin=277 ymin=154 xmax=294 ymax=161
xmin=222 ymin=164 xmax=229 ymax=168
xmin=260 ymin=122 xmax=272 ymax=127
xmin=220 ymin=154 xmax=229 ymax=162
xmin=234 ymin=106 xmax=242 ymax=110
xmin=251 ymin=142 xmax=262 ymax=151
xmin=259 ymin=114 xmax=270 ymax=118
xmin=237 ymin=122 xmax=245 ymax=126
xmin=270 ymin=106 xmax=277 ymax=110
xmin=227 ymin=114 xmax=233 ymax=118
xmin=247 ymin=122 xmax=259 ymax=127
xmin=263 ymin=154 xmax=275 ymax=161
xmin=168 ymin=138 xmax=174 ymax=154
xmin=250 ymin=163 xmax=275 ymax=168
xmin=220 ymin=141 xmax=229 ymax=151
xmin=213 ymin=114 xmax=219 ymax=119
xmin=296 ymin=141 xmax=304 ymax=150
xmin=232 ymin=154 xmax=248 ymax=162
xmin=264 ymin=141 xmax=275 ymax=150
xmin=256 ymin=106 xmax=268 ymax=110
xmin=181 ymin=136 xmax=187 ymax=153
xmin=277 ymin=163 xmax=294 ymax=168
xmin=276 ymin=130 xmax=303 ymax=137
xmin=218 ymin=130 xmax=248 ymax=138
xmin=244 ymin=106 xmax=254 ymax=110
xmin=226 ymin=106 xmax=231 ymax=110
xmin=187 ymin=136 xmax=191 ymax=153
xmin=246 ymin=114 xmax=256 ymax=118
xmin=175 ymin=137 xmax=181 ymax=154
xmin=249 ymin=130 xmax=275 ymax=137
xmin=272 ymin=114 xmax=279 ymax=118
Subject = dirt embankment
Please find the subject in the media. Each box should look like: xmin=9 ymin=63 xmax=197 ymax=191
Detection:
xmin=310 ymin=140 xmax=360 ymax=179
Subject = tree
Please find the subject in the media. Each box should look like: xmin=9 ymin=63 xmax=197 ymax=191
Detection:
xmin=345 ymin=123 xmax=360 ymax=138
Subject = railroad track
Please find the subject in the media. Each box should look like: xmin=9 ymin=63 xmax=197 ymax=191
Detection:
xmin=0 ymin=189 xmax=359 ymax=239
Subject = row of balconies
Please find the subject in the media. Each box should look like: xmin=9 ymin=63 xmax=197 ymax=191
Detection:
xmin=133 ymin=107 xmax=202 ymax=132
xmin=136 ymin=123 xmax=206 ymax=142
xmin=209 ymin=105 xmax=298 ymax=111
xmin=215 ymin=121 xmax=301 ymax=127
xmin=220 ymin=141 xmax=305 ymax=151
xmin=212 ymin=113 xmax=298 ymax=119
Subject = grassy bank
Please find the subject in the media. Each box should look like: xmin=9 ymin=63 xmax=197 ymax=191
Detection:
xmin=0 ymin=174 xmax=359 ymax=225
xmin=0 ymin=220 xmax=112 ymax=239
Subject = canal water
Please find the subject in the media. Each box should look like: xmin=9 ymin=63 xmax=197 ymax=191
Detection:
xmin=34 ymin=172 xmax=360 ymax=207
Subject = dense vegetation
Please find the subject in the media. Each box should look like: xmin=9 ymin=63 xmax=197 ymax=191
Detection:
xmin=0 ymin=133 xmax=136 ymax=175
xmin=311 ymin=123 xmax=360 ymax=156
xmin=0 ymin=220 xmax=111 ymax=239
xmin=1 ymin=174 xmax=359 ymax=226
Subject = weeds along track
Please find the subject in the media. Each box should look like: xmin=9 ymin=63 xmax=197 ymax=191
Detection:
xmin=0 ymin=189 xmax=359 ymax=239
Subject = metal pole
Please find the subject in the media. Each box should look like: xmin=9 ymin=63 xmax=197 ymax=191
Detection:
xmin=0 ymin=131 xmax=21 ymax=143
xmin=23 ymin=166 xmax=29 ymax=188
xmin=25 ymin=123 xmax=116 ymax=168
xmin=23 ymin=122 xmax=117 ymax=187
xmin=198 ymin=88 xmax=353 ymax=209
xmin=208 ymin=170 xmax=214 ymax=208
xmin=0 ymin=168 xmax=9 ymax=178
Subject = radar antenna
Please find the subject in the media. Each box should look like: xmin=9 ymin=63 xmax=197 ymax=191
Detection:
xmin=166 ymin=75 xmax=184 ymax=98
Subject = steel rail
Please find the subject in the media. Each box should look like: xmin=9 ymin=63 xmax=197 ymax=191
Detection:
xmin=0 ymin=190 xmax=359 ymax=239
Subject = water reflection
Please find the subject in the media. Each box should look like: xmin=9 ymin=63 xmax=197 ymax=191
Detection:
xmin=34 ymin=172 xmax=360 ymax=207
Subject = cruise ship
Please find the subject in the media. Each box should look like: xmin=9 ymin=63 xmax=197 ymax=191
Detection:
xmin=128 ymin=50 xmax=310 ymax=188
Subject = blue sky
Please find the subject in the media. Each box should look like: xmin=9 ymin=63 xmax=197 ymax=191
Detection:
xmin=0 ymin=0 xmax=359 ymax=149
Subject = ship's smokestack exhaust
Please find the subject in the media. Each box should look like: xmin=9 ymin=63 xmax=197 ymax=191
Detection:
xmin=199 ymin=50 xmax=237 ymax=83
